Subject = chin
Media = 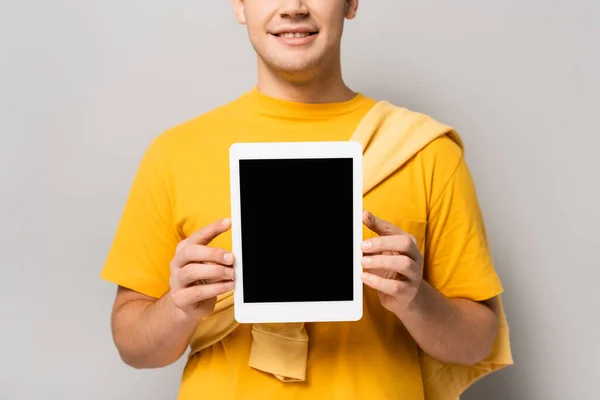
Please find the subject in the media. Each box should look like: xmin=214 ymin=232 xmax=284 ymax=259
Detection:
xmin=277 ymin=60 xmax=316 ymax=73
xmin=264 ymin=54 xmax=325 ymax=76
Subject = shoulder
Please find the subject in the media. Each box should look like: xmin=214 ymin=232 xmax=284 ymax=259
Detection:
xmin=134 ymin=92 xmax=253 ymax=179
xmin=419 ymin=133 xmax=464 ymax=174
xmin=152 ymin=94 xmax=247 ymax=150
xmin=377 ymin=99 xmax=465 ymax=180
xmin=381 ymin=102 xmax=467 ymax=206
xmin=370 ymin=97 xmax=465 ymax=169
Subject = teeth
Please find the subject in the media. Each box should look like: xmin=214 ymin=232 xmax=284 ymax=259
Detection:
xmin=280 ymin=32 xmax=310 ymax=38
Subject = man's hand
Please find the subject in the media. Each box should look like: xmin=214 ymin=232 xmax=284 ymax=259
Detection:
xmin=360 ymin=210 xmax=424 ymax=316
xmin=169 ymin=217 xmax=235 ymax=320
xmin=360 ymin=209 xmax=499 ymax=365
xmin=110 ymin=217 xmax=236 ymax=369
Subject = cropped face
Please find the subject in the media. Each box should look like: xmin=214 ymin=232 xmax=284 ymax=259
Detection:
xmin=233 ymin=0 xmax=358 ymax=76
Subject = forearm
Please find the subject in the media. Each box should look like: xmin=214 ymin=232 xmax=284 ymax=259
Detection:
xmin=398 ymin=281 xmax=499 ymax=365
xmin=111 ymin=292 xmax=201 ymax=369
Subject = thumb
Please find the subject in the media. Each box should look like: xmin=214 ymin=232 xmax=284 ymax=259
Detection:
xmin=362 ymin=210 xmax=404 ymax=236
xmin=179 ymin=217 xmax=231 ymax=250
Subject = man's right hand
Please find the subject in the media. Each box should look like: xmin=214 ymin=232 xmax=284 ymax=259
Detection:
xmin=168 ymin=217 xmax=235 ymax=320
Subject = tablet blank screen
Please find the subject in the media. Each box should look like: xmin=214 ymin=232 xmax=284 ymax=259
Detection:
xmin=239 ymin=157 xmax=354 ymax=303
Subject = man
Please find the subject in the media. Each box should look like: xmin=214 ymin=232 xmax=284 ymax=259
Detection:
xmin=101 ymin=1 xmax=511 ymax=399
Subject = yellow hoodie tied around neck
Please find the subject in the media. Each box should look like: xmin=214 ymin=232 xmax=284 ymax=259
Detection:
xmin=186 ymin=100 xmax=513 ymax=399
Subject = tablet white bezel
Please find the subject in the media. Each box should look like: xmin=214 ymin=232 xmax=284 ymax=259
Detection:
xmin=229 ymin=141 xmax=363 ymax=323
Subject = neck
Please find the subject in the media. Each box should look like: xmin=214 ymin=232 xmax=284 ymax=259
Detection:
xmin=256 ymin=57 xmax=355 ymax=104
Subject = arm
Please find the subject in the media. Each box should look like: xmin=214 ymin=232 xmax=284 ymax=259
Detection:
xmin=409 ymin=149 xmax=504 ymax=365
xmin=398 ymin=283 xmax=499 ymax=365
xmin=110 ymin=287 xmax=200 ymax=369
xmin=100 ymin=139 xmax=234 ymax=368
xmin=361 ymin=209 xmax=502 ymax=366
xmin=361 ymin=145 xmax=505 ymax=365
xmin=109 ymin=218 xmax=235 ymax=369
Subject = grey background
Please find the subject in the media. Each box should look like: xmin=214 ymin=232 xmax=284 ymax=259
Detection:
xmin=1 ymin=0 xmax=598 ymax=399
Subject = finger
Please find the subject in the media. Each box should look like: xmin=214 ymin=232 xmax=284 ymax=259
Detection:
xmin=172 ymin=244 xmax=234 ymax=269
xmin=362 ymin=210 xmax=404 ymax=236
xmin=177 ymin=280 xmax=235 ymax=304
xmin=178 ymin=263 xmax=234 ymax=286
xmin=179 ymin=218 xmax=231 ymax=250
xmin=361 ymin=234 xmax=421 ymax=262
xmin=361 ymin=272 xmax=406 ymax=297
xmin=362 ymin=255 xmax=419 ymax=280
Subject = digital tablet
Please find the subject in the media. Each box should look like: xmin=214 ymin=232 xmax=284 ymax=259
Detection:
xmin=229 ymin=141 xmax=363 ymax=323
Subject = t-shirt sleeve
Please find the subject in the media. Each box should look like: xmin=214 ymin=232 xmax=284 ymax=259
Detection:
xmin=100 ymin=137 xmax=181 ymax=299
xmin=424 ymin=148 xmax=504 ymax=301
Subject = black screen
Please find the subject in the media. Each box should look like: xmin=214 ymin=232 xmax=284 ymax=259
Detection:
xmin=239 ymin=158 xmax=354 ymax=303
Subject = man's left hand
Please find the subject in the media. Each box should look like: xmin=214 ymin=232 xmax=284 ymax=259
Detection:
xmin=361 ymin=210 xmax=424 ymax=316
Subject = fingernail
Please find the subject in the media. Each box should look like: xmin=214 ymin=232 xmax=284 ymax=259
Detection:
xmin=225 ymin=281 xmax=234 ymax=290
xmin=362 ymin=241 xmax=372 ymax=250
xmin=223 ymin=253 xmax=233 ymax=263
xmin=362 ymin=256 xmax=371 ymax=265
xmin=226 ymin=267 xmax=234 ymax=278
xmin=222 ymin=218 xmax=231 ymax=226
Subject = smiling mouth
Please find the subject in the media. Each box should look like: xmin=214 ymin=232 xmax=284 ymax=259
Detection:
xmin=271 ymin=32 xmax=318 ymax=38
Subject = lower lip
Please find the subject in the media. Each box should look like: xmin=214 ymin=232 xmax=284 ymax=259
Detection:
xmin=272 ymin=33 xmax=318 ymax=46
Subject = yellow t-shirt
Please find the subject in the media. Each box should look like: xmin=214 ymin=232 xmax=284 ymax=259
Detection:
xmin=101 ymin=87 xmax=504 ymax=400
